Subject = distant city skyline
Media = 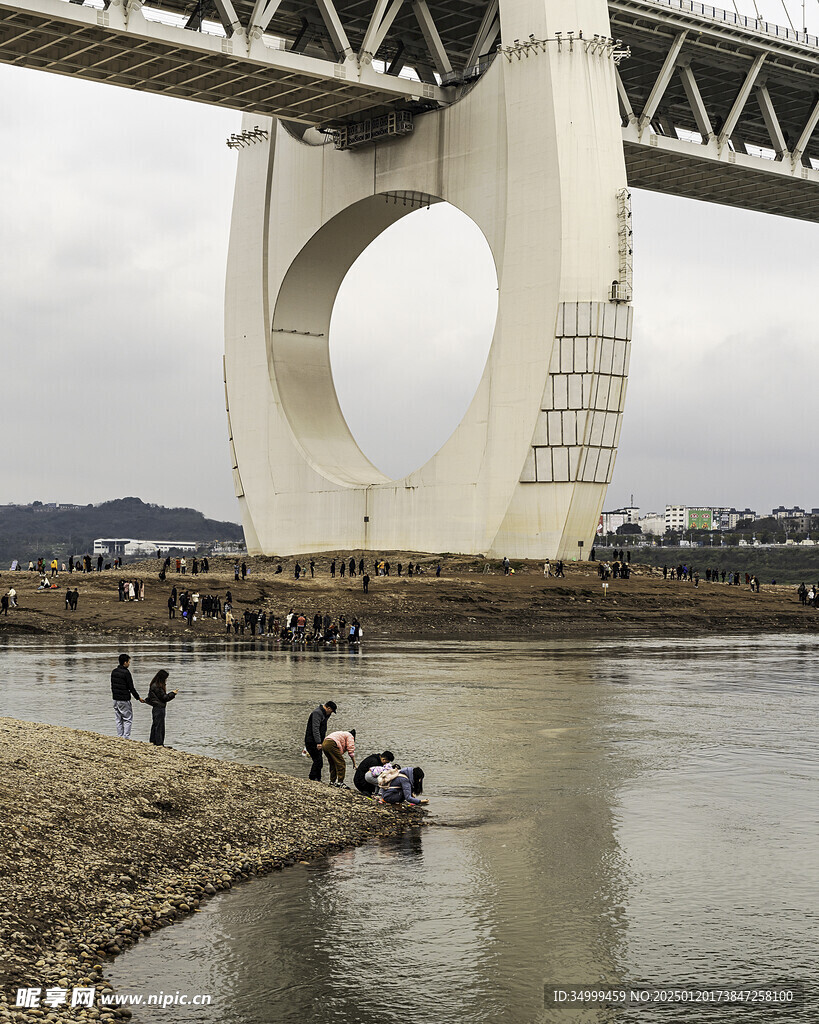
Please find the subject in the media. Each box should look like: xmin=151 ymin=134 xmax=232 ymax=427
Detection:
xmin=604 ymin=501 xmax=819 ymax=515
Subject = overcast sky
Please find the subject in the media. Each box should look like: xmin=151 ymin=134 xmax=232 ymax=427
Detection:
xmin=1 ymin=0 xmax=818 ymax=524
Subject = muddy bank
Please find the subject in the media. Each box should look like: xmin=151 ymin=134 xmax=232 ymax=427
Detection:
xmin=0 ymin=718 xmax=420 ymax=1021
xmin=0 ymin=554 xmax=817 ymax=643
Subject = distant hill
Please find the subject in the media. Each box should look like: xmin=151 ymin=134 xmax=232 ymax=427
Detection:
xmin=0 ymin=497 xmax=243 ymax=565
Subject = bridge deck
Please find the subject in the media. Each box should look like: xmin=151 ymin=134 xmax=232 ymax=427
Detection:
xmin=1 ymin=0 xmax=818 ymax=221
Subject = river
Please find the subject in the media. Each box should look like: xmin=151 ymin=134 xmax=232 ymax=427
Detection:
xmin=0 ymin=635 xmax=816 ymax=1023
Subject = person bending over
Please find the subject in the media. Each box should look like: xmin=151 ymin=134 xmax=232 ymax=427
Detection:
xmin=322 ymin=728 xmax=356 ymax=787
xmin=379 ymin=766 xmax=428 ymax=806
xmin=354 ymin=750 xmax=394 ymax=796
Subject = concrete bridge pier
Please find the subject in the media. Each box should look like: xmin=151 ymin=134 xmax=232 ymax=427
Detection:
xmin=224 ymin=0 xmax=632 ymax=560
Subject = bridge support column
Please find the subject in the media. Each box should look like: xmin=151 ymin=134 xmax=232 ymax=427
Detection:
xmin=224 ymin=0 xmax=631 ymax=560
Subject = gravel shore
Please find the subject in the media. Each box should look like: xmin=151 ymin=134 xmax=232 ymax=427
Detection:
xmin=0 ymin=718 xmax=420 ymax=1022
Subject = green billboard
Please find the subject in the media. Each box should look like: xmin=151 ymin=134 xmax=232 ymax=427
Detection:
xmin=687 ymin=508 xmax=713 ymax=530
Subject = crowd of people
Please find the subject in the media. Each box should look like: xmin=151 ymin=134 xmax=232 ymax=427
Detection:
xmin=597 ymin=559 xmax=632 ymax=580
xmin=660 ymin=565 xmax=763 ymax=590
xmin=303 ymin=701 xmax=428 ymax=806
xmin=796 ymin=583 xmax=819 ymax=607
xmin=28 ymin=554 xmax=112 ymax=573
xmin=118 ymin=579 xmax=145 ymax=602
xmin=11 ymin=550 xmax=819 ymax=633
xmin=162 ymin=586 xmax=364 ymax=644
xmin=162 ymin=556 xmax=210 ymax=576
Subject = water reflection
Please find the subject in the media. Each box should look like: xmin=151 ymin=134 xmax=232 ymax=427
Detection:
xmin=0 ymin=637 xmax=816 ymax=1023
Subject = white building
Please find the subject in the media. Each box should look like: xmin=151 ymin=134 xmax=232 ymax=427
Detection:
xmin=665 ymin=505 xmax=687 ymax=533
xmin=600 ymin=506 xmax=640 ymax=533
xmin=93 ymin=539 xmax=198 ymax=558
xmin=771 ymin=506 xmax=806 ymax=521
xmin=638 ymin=512 xmax=666 ymax=536
xmin=723 ymin=508 xmax=757 ymax=529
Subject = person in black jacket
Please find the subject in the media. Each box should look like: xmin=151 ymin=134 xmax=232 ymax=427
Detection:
xmin=304 ymin=701 xmax=337 ymax=781
xmin=354 ymin=750 xmax=395 ymax=796
xmin=146 ymin=670 xmax=178 ymax=747
xmin=110 ymin=653 xmax=144 ymax=739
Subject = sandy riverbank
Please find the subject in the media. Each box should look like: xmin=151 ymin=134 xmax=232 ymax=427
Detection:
xmin=0 ymin=553 xmax=817 ymax=642
xmin=0 ymin=718 xmax=420 ymax=1022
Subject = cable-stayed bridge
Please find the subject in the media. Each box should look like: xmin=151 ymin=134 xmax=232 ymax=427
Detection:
xmin=2 ymin=0 xmax=817 ymax=558
xmin=1 ymin=0 xmax=817 ymax=219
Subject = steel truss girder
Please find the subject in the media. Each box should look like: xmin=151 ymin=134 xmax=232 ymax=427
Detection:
xmin=623 ymin=121 xmax=819 ymax=222
xmin=638 ymin=29 xmax=686 ymax=130
xmin=359 ymin=0 xmax=395 ymax=60
xmin=718 ymin=52 xmax=766 ymax=147
xmin=793 ymin=96 xmax=819 ymax=164
xmin=677 ymin=62 xmax=713 ymax=141
xmin=755 ymin=82 xmax=789 ymax=157
xmin=2 ymin=0 xmax=819 ymax=231
xmin=613 ymin=1 xmax=819 ymax=174
xmin=465 ymin=0 xmax=498 ymax=69
xmin=0 ymin=0 xmax=448 ymax=121
xmin=315 ymin=0 xmax=352 ymax=61
xmin=410 ymin=0 xmax=450 ymax=77
xmin=247 ymin=0 xmax=282 ymax=40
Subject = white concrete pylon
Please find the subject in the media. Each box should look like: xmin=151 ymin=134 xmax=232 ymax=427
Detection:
xmin=224 ymin=0 xmax=632 ymax=560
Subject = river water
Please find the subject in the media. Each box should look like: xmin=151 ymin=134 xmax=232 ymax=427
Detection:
xmin=0 ymin=636 xmax=816 ymax=1023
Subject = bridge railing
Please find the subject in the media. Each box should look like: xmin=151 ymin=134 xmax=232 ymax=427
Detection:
xmin=635 ymin=0 xmax=819 ymax=49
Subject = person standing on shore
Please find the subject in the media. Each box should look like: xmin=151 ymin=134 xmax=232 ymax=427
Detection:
xmin=322 ymin=728 xmax=356 ymax=787
xmin=304 ymin=700 xmax=337 ymax=781
xmin=110 ymin=654 xmax=145 ymax=739
xmin=363 ymin=573 xmax=370 ymax=594
xmin=146 ymin=670 xmax=178 ymax=747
